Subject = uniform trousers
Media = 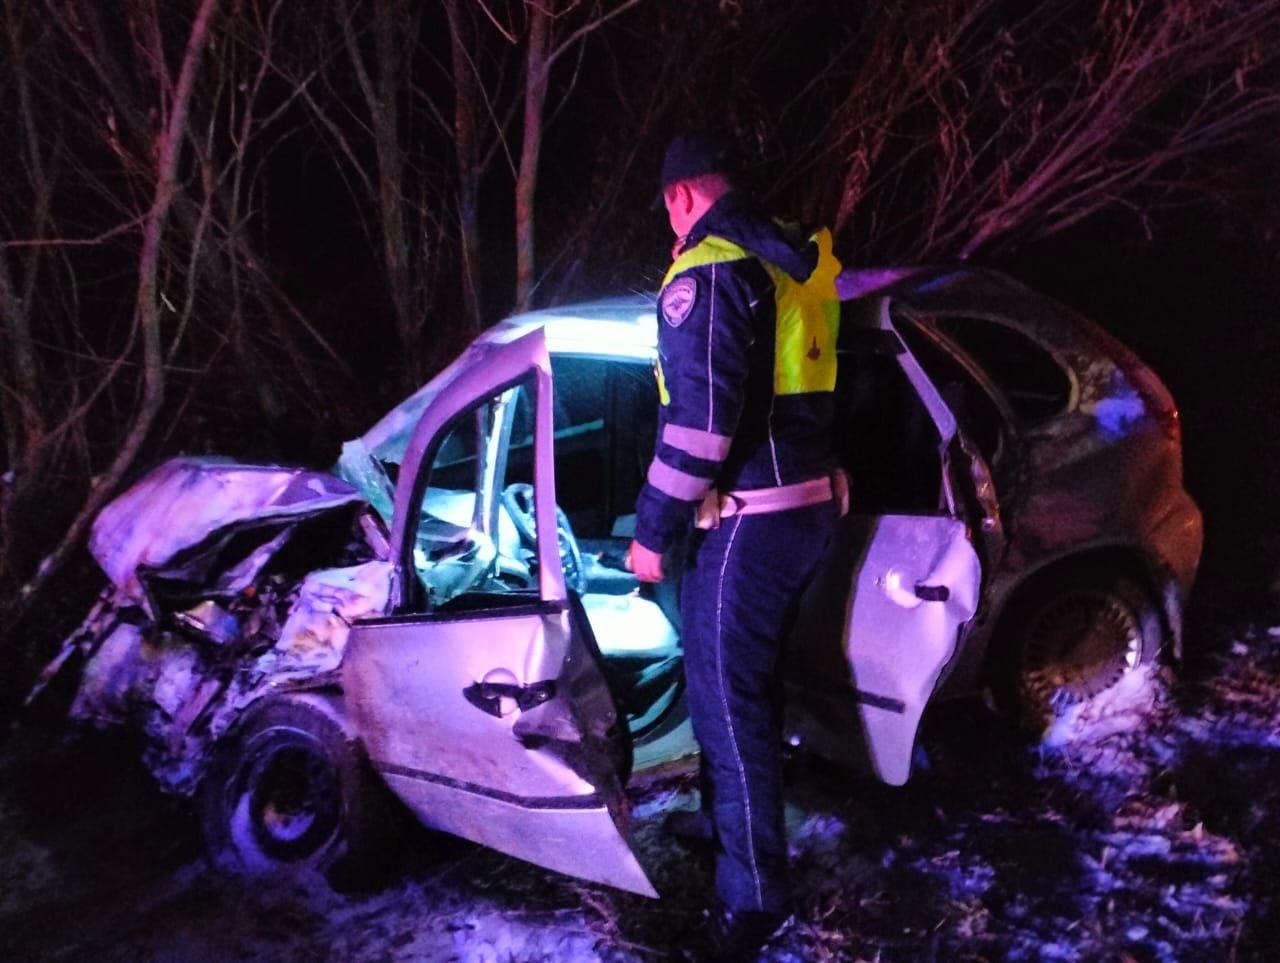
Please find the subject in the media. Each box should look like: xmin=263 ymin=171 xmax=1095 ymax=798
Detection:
xmin=680 ymin=498 xmax=837 ymax=912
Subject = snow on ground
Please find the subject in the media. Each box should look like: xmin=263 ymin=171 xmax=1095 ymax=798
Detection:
xmin=3 ymin=618 xmax=1280 ymax=961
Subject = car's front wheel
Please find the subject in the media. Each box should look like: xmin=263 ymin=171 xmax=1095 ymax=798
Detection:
xmin=198 ymin=695 xmax=383 ymax=877
xmin=994 ymin=569 xmax=1164 ymax=740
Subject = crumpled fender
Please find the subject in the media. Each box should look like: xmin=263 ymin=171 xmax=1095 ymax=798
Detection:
xmin=90 ymin=457 xmax=365 ymax=607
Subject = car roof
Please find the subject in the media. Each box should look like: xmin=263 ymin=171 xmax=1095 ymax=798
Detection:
xmin=493 ymin=270 xmax=1121 ymax=368
xmin=497 ymin=294 xmax=659 ymax=362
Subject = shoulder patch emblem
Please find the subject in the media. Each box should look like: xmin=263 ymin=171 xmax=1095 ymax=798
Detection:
xmin=661 ymin=276 xmax=697 ymax=327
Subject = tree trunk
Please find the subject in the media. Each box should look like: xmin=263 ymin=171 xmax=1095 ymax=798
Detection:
xmin=0 ymin=251 xmax=41 ymax=469
xmin=514 ymin=5 xmax=550 ymax=312
xmin=340 ymin=0 xmax=418 ymax=382
xmin=445 ymin=0 xmax=483 ymax=333
xmin=1 ymin=0 xmax=48 ymax=469
xmin=373 ymin=0 xmax=415 ymax=377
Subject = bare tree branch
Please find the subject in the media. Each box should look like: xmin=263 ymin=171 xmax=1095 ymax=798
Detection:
xmin=18 ymin=0 xmax=221 ymax=610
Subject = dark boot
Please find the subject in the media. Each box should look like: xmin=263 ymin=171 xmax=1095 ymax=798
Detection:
xmin=705 ymin=905 xmax=792 ymax=961
xmin=663 ymin=807 xmax=716 ymax=846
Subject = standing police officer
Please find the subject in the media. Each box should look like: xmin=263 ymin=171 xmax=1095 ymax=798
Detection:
xmin=628 ymin=132 xmax=844 ymax=958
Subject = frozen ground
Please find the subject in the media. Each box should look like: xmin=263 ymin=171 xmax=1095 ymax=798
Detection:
xmin=3 ymin=616 xmax=1279 ymax=962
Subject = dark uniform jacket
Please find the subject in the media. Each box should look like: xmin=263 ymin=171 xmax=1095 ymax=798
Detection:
xmin=634 ymin=191 xmax=843 ymax=553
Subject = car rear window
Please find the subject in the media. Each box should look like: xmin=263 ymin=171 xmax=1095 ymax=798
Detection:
xmin=930 ymin=315 xmax=1072 ymax=422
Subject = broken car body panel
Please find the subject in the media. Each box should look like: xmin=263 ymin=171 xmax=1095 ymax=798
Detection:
xmin=38 ymin=458 xmax=388 ymax=793
xmin=90 ymin=458 xmax=366 ymax=612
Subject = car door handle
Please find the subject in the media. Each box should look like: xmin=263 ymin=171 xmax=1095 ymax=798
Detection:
xmin=914 ymin=583 xmax=950 ymax=602
xmin=463 ymin=679 xmax=557 ymax=718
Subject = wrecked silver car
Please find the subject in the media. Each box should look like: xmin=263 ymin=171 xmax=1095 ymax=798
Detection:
xmin=31 ymin=267 xmax=1202 ymax=896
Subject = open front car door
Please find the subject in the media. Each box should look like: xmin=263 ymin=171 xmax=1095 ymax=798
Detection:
xmin=787 ymin=298 xmax=983 ymax=786
xmin=342 ymin=326 xmax=656 ymax=896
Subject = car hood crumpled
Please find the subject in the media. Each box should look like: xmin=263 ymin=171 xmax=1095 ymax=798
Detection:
xmin=90 ymin=456 xmax=366 ymax=608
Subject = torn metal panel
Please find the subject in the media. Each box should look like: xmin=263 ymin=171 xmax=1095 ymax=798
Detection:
xmin=68 ymin=621 xmax=146 ymax=726
xmin=62 ymin=617 xmax=228 ymax=793
xmin=48 ymin=551 xmax=393 ymax=797
xmin=210 ymin=528 xmax=294 ymax=597
xmin=142 ymin=640 xmax=225 ymax=792
xmin=264 ymin=560 xmax=394 ymax=679
xmin=174 ymin=600 xmax=240 ymax=645
xmin=24 ymin=591 xmax=120 ymax=711
xmin=153 ymin=561 xmax=391 ymax=793
xmin=150 ymin=643 xmax=206 ymax=720
xmin=90 ymin=457 xmax=365 ymax=609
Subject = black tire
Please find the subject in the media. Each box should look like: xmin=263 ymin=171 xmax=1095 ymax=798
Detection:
xmin=993 ymin=569 xmax=1163 ymax=738
xmin=198 ymin=695 xmax=382 ymax=877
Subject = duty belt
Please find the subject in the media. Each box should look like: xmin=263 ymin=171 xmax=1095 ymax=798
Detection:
xmin=695 ymin=469 xmax=850 ymax=530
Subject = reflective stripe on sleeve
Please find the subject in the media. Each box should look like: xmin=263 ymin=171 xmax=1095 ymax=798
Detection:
xmin=647 ymin=457 xmax=713 ymax=501
xmin=662 ymin=423 xmax=733 ymax=461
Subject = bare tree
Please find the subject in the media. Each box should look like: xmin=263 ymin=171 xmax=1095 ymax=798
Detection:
xmin=10 ymin=0 xmax=223 ymax=611
xmin=188 ymin=0 xmax=352 ymax=424
xmin=0 ymin=0 xmax=357 ymax=631
xmin=444 ymin=0 xmax=485 ymax=331
xmin=513 ymin=3 xmax=551 ymax=311
xmin=496 ymin=0 xmax=646 ymax=310
xmin=776 ymin=0 xmax=1280 ymax=262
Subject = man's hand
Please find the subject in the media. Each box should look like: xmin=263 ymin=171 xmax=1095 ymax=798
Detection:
xmin=626 ymin=539 xmax=665 ymax=583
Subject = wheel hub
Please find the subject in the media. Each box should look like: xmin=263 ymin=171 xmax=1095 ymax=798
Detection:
xmin=247 ymin=742 xmax=340 ymax=861
xmin=1021 ymin=590 xmax=1142 ymax=704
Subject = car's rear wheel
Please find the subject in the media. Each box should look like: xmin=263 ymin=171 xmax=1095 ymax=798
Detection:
xmin=199 ymin=695 xmax=386 ymax=878
xmin=994 ymin=569 xmax=1163 ymax=739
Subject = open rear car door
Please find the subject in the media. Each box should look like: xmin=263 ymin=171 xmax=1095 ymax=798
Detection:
xmin=787 ymin=298 xmax=983 ymax=785
xmin=343 ymin=327 xmax=656 ymax=896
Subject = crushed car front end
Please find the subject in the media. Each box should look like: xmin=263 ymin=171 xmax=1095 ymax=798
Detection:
xmin=29 ymin=458 xmax=390 ymax=796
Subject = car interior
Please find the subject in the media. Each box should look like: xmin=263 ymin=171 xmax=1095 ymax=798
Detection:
xmin=408 ymin=361 xmax=682 ymax=740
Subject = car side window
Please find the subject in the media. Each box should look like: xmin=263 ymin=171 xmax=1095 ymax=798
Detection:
xmin=547 ymin=357 xmax=657 ymax=539
xmin=930 ymin=315 xmax=1072 ymax=422
xmin=404 ymin=378 xmax=535 ymax=612
xmin=896 ymin=318 xmax=1005 ymax=472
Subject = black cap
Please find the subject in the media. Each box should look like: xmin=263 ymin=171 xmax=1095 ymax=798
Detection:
xmin=659 ymin=131 xmax=736 ymax=192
